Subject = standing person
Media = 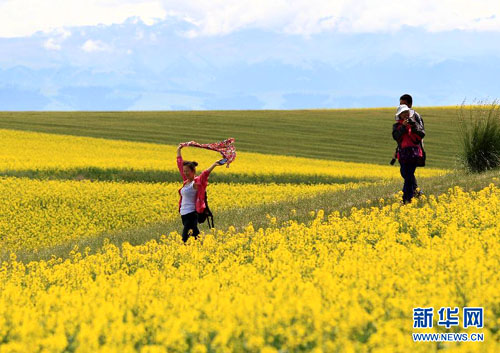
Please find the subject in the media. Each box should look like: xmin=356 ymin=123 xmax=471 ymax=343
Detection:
xmin=177 ymin=144 xmax=225 ymax=243
xmin=392 ymin=104 xmax=425 ymax=204
xmin=399 ymin=94 xmax=425 ymax=197
xmin=400 ymin=94 xmax=424 ymax=128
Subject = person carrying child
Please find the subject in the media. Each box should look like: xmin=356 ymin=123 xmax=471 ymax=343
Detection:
xmin=392 ymin=104 xmax=426 ymax=204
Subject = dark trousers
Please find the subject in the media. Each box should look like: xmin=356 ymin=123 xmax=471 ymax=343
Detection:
xmin=414 ymin=167 xmax=419 ymax=192
xmin=400 ymin=161 xmax=418 ymax=202
xmin=181 ymin=212 xmax=199 ymax=242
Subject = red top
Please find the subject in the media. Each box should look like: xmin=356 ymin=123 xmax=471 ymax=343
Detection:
xmin=177 ymin=156 xmax=211 ymax=213
xmin=397 ymin=120 xmax=423 ymax=152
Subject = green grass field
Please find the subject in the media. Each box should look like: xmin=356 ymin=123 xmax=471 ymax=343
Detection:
xmin=0 ymin=107 xmax=460 ymax=168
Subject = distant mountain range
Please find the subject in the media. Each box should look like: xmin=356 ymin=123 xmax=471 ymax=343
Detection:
xmin=0 ymin=19 xmax=499 ymax=110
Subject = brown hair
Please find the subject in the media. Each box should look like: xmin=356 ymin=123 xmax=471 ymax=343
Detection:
xmin=183 ymin=161 xmax=198 ymax=172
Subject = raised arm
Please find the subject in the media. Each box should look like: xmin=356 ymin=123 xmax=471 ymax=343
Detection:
xmin=206 ymin=161 xmax=220 ymax=174
xmin=199 ymin=159 xmax=225 ymax=185
xmin=176 ymin=144 xmax=187 ymax=181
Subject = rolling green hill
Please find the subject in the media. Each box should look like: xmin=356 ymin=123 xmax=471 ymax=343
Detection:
xmin=0 ymin=107 xmax=459 ymax=168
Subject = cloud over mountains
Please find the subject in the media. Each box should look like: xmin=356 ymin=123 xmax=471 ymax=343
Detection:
xmin=0 ymin=2 xmax=499 ymax=110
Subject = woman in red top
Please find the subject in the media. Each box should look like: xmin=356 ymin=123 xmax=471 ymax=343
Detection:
xmin=176 ymin=144 xmax=225 ymax=242
xmin=392 ymin=104 xmax=426 ymax=204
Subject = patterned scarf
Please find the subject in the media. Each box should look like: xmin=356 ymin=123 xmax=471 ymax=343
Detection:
xmin=179 ymin=138 xmax=236 ymax=168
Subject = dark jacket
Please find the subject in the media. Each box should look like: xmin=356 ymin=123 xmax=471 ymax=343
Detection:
xmin=413 ymin=111 xmax=424 ymax=129
xmin=393 ymin=116 xmax=425 ymax=162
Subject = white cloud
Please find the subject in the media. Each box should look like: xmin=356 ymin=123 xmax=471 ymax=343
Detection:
xmin=82 ymin=39 xmax=110 ymax=52
xmin=53 ymin=28 xmax=72 ymax=39
xmin=43 ymin=38 xmax=61 ymax=50
xmin=0 ymin=0 xmax=167 ymax=37
xmin=164 ymin=0 xmax=500 ymax=36
xmin=1 ymin=0 xmax=500 ymax=38
xmin=42 ymin=28 xmax=71 ymax=50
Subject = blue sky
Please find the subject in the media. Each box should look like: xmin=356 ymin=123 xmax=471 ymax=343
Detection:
xmin=1 ymin=0 xmax=500 ymax=110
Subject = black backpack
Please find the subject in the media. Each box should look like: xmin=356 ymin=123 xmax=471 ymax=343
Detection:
xmin=197 ymin=191 xmax=214 ymax=228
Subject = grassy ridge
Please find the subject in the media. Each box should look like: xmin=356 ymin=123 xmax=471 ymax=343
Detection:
xmin=0 ymin=108 xmax=460 ymax=168
xmin=0 ymin=168 xmax=377 ymax=184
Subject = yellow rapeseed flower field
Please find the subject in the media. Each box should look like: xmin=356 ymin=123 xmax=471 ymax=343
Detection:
xmin=0 ymin=184 xmax=498 ymax=352
xmin=0 ymin=176 xmax=365 ymax=253
xmin=0 ymin=129 xmax=445 ymax=180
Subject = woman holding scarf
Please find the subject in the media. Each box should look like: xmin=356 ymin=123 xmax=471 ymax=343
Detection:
xmin=176 ymin=144 xmax=227 ymax=242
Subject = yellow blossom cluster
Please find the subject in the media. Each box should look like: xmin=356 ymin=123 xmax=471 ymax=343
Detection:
xmin=1 ymin=184 xmax=498 ymax=352
xmin=0 ymin=176 xmax=364 ymax=253
xmin=0 ymin=129 xmax=445 ymax=181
